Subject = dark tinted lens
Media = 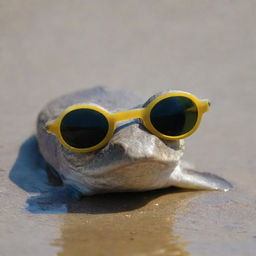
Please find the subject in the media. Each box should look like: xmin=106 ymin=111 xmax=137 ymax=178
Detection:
xmin=60 ymin=109 xmax=109 ymax=149
xmin=150 ymin=96 xmax=198 ymax=136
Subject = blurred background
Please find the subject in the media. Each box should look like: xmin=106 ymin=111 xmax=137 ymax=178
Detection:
xmin=1 ymin=1 xmax=255 ymax=173
xmin=0 ymin=1 xmax=256 ymax=256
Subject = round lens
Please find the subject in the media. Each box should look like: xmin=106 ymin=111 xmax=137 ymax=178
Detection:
xmin=60 ymin=109 xmax=109 ymax=149
xmin=150 ymin=96 xmax=198 ymax=136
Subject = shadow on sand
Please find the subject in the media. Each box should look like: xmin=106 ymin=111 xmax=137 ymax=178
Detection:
xmin=9 ymin=136 xmax=187 ymax=214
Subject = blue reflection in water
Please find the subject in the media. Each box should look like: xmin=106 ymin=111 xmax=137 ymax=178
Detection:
xmin=9 ymin=136 xmax=80 ymax=214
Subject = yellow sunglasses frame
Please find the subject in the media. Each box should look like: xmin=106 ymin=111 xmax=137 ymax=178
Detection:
xmin=46 ymin=91 xmax=210 ymax=153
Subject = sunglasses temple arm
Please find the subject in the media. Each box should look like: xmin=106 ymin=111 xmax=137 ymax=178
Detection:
xmin=200 ymin=100 xmax=211 ymax=113
xmin=45 ymin=120 xmax=57 ymax=134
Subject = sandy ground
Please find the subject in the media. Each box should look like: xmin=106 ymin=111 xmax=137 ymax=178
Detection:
xmin=0 ymin=1 xmax=256 ymax=255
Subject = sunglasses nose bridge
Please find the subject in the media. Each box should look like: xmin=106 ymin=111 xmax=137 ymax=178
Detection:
xmin=112 ymin=108 xmax=144 ymax=123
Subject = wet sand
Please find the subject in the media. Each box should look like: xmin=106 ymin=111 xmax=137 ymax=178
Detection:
xmin=1 ymin=1 xmax=256 ymax=255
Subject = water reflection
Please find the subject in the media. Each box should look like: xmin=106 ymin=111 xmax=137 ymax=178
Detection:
xmin=10 ymin=136 xmax=196 ymax=255
xmin=53 ymin=190 xmax=191 ymax=256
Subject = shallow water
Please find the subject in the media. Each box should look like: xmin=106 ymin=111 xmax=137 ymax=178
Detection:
xmin=1 ymin=136 xmax=256 ymax=256
xmin=1 ymin=171 xmax=192 ymax=256
xmin=52 ymin=192 xmax=192 ymax=256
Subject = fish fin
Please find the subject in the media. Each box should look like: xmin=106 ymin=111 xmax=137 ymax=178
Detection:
xmin=170 ymin=164 xmax=233 ymax=192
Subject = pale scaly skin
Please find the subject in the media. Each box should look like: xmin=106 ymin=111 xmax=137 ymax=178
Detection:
xmin=37 ymin=87 xmax=232 ymax=195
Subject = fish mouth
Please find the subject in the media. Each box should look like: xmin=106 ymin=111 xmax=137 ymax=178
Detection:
xmin=85 ymin=158 xmax=178 ymax=192
xmin=87 ymin=153 xmax=179 ymax=178
xmin=106 ymin=159 xmax=173 ymax=175
xmin=111 ymin=160 xmax=176 ymax=178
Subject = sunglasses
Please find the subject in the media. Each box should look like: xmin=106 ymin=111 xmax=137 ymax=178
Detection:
xmin=46 ymin=91 xmax=210 ymax=153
